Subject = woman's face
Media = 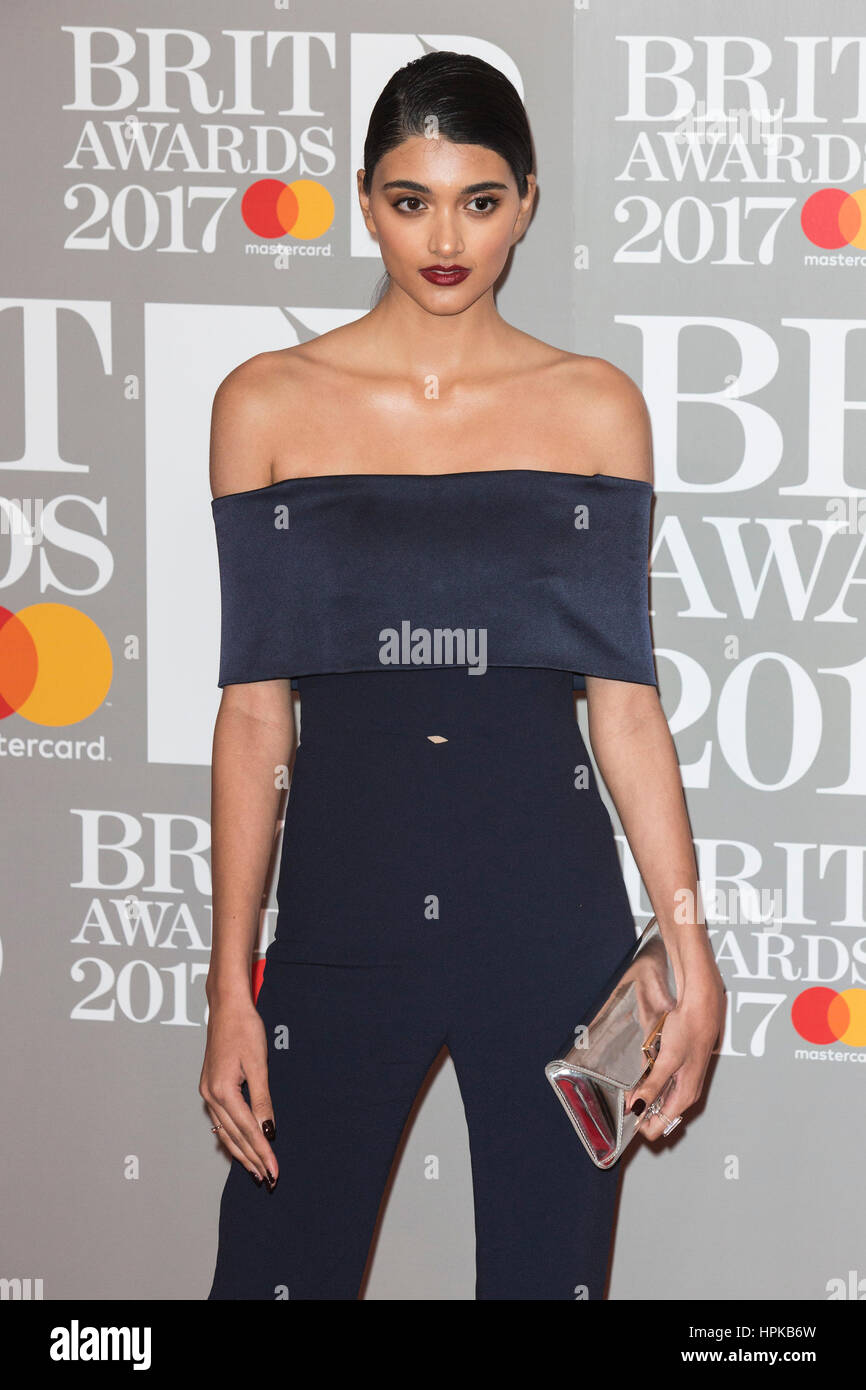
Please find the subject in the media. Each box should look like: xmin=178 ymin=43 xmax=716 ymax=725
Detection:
xmin=357 ymin=135 xmax=536 ymax=314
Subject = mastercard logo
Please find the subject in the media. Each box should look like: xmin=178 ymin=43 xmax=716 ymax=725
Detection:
xmin=241 ymin=178 xmax=335 ymax=240
xmin=792 ymin=987 xmax=866 ymax=1047
xmin=801 ymin=188 xmax=866 ymax=249
xmin=0 ymin=604 xmax=112 ymax=726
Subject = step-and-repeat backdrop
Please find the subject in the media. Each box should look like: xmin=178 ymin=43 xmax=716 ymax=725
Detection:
xmin=2 ymin=0 xmax=864 ymax=1300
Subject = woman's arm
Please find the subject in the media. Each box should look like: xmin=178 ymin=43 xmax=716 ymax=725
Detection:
xmin=201 ymin=682 xmax=294 ymax=1186
xmin=584 ymin=678 xmax=726 ymax=1141
xmin=199 ymin=356 xmax=294 ymax=1187
xmin=585 ymin=679 xmax=717 ymax=994
xmin=575 ymin=356 xmax=726 ymax=1139
xmin=207 ymin=684 xmax=295 ymax=1005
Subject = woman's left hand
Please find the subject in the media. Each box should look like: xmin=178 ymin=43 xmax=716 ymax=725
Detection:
xmin=624 ymin=969 xmax=727 ymax=1143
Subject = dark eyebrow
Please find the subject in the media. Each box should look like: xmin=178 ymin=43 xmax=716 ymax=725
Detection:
xmin=380 ymin=179 xmax=510 ymax=195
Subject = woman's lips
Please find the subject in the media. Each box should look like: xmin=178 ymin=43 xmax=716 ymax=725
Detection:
xmin=419 ymin=266 xmax=470 ymax=285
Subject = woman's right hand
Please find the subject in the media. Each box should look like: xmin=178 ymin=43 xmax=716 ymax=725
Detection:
xmin=199 ymin=997 xmax=278 ymax=1187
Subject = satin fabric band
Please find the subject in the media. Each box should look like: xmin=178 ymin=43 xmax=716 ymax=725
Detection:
xmin=210 ymin=469 xmax=657 ymax=691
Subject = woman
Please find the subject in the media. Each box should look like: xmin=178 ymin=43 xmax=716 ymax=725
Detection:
xmin=201 ymin=51 xmax=725 ymax=1301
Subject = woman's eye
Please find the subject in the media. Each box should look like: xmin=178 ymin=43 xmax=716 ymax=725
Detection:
xmin=392 ymin=195 xmax=501 ymax=214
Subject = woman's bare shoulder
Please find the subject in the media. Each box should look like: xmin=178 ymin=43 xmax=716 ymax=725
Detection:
xmin=208 ymin=345 xmax=324 ymax=500
xmin=549 ymin=352 xmax=654 ymax=485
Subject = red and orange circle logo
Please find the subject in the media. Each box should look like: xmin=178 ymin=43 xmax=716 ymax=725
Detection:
xmin=792 ymin=986 xmax=866 ymax=1046
xmin=241 ymin=178 xmax=335 ymax=240
xmin=0 ymin=604 xmax=112 ymax=726
xmin=801 ymin=188 xmax=866 ymax=248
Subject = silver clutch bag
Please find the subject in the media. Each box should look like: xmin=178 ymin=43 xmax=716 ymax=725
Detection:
xmin=545 ymin=916 xmax=678 ymax=1169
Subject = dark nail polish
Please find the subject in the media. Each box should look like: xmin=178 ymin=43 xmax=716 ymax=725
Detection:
xmin=632 ymin=1098 xmax=646 ymax=1116
xmin=250 ymin=1170 xmax=263 ymax=1186
xmin=265 ymin=1168 xmax=276 ymax=1188
xmin=262 ymin=1119 xmax=276 ymax=1141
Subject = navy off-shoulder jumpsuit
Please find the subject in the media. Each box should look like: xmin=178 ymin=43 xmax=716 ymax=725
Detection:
xmin=206 ymin=469 xmax=657 ymax=1300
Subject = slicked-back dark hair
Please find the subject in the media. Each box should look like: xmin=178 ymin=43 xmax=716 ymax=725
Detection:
xmin=362 ymin=50 xmax=534 ymax=198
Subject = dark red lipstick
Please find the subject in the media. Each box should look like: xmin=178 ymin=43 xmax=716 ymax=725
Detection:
xmin=420 ymin=265 xmax=470 ymax=285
